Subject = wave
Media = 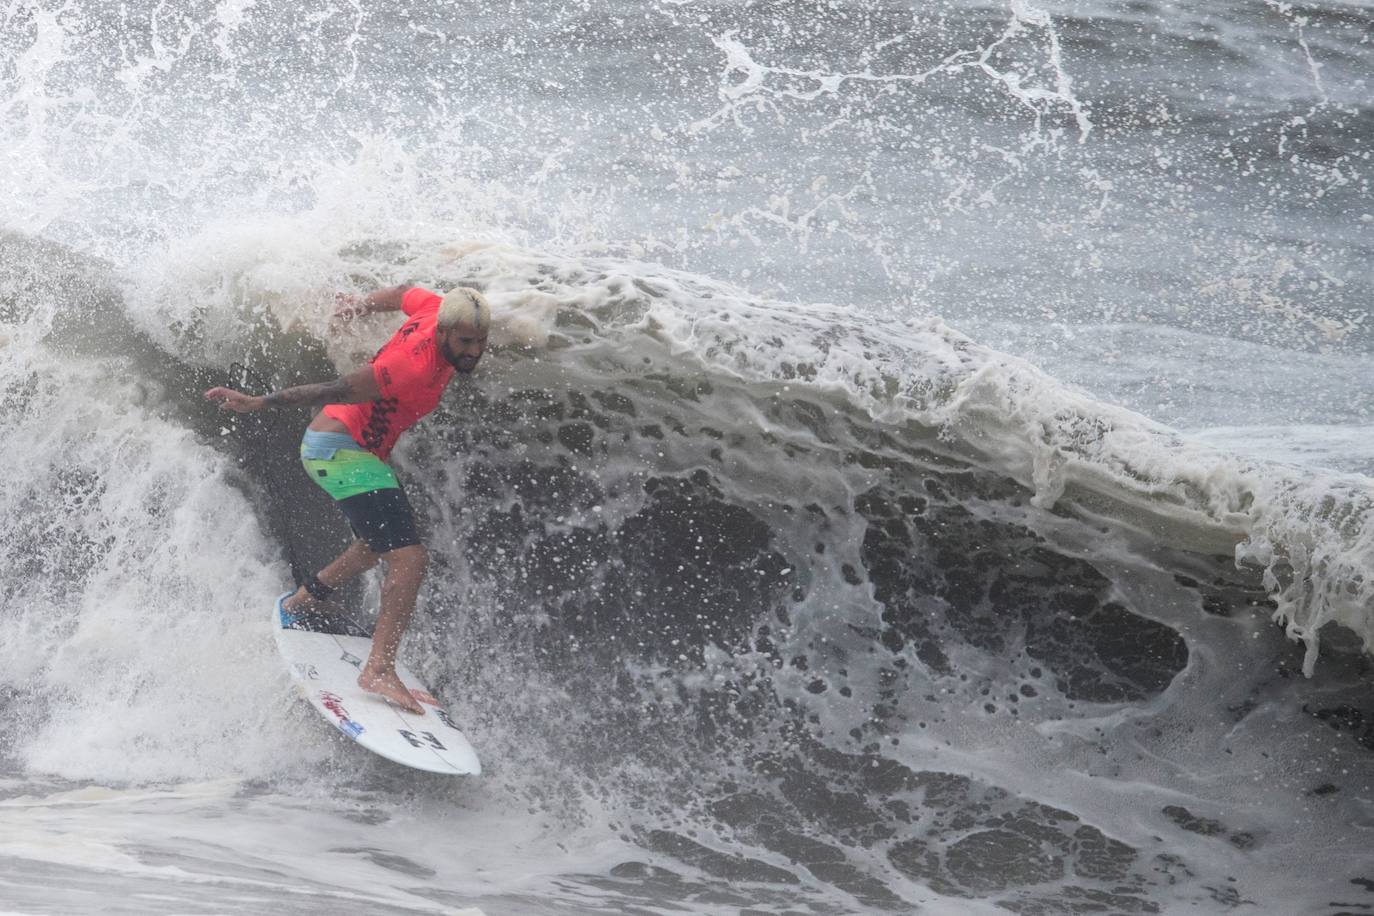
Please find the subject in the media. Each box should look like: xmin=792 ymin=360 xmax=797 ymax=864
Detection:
xmin=4 ymin=228 xmax=1373 ymax=910
xmin=153 ymin=230 xmax=1369 ymax=674
xmin=4 ymin=0 xmax=1373 ymax=907
xmin=7 ymin=225 xmax=1372 ymax=699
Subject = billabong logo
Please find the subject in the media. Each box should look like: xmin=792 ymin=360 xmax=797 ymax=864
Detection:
xmin=318 ymin=690 xmax=365 ymax=739
xmin=293 ymin=663 xmax=320 ymax=681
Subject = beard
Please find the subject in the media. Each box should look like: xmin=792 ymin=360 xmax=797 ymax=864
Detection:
xmin=440 ymin=339 xmax=480 ymax=373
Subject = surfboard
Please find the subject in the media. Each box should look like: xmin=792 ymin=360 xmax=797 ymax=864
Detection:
xmin=271 ymin=593 xmax=481 ymax=775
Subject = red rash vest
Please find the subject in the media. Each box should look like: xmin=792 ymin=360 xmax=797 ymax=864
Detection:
xmin=323 ymin=287 xmax=454 ymax=460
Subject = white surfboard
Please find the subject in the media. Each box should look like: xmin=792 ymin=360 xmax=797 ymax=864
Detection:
xmin=271 ymin=594 xmax=481 ymax=775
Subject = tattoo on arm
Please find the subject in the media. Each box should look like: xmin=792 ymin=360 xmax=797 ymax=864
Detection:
xmin=263 ymin=377 xmax=356 ymax=408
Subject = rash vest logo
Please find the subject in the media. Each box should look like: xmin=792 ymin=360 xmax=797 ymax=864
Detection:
xmin=361 ymin=396 xmax=399 ymax=451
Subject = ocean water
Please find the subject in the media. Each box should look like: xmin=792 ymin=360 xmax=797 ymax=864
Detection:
xmin=2 ymin=1 xmax=1372 ymax=914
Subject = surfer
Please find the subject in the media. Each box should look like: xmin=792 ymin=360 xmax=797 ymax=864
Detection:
xmin=204 ymin=285 xmax=490 ymax=715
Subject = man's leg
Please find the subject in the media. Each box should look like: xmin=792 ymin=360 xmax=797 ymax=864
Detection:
xmin=282 ymin=538 xmax=379 ymax=611
xmin=357 ymin=543 xmax=428 ymax=715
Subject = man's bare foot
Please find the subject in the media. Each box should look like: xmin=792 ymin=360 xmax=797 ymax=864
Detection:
xmin=282 ymin=586 xmax=334 ymax=613
xmin=358 ymin=669 xmax=424 ymax=715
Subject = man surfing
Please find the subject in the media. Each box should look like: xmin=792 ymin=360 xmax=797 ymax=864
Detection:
xmin=205 ymin=285 xmax=490 ymax=715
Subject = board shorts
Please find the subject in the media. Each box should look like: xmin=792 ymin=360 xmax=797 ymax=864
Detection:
xmin=300 ymin=429 xmax=421 ymax=554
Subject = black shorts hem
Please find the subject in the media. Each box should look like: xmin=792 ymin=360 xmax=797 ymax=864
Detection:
xmin=337 ymin=487 xmax=421 ymax=554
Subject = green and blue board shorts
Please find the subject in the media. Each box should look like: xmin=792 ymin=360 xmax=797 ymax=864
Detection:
xmin=300 ymin=430 xmax=420 ymax=553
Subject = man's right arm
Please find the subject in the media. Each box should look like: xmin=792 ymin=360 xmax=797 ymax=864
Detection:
xmin=205 ymin=364 xmax=381 ymax=413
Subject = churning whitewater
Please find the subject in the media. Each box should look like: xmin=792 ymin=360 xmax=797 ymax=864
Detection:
xmin=2 ymin=1 xmax=1372 ymax=914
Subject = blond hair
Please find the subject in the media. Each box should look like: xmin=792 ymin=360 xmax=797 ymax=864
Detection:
xmin=437 ymin=287 xmax=491 ymax=332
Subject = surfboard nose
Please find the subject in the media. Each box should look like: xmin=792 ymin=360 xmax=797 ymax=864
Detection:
xmin=275 ymin=592 xmax=300 ymax=628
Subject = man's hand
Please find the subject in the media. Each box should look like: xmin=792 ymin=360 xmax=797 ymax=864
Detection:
xmin=204 ymin=387 xmax=265 ymax=413
xmin=332 ymin=292 xmax=368 ymax=323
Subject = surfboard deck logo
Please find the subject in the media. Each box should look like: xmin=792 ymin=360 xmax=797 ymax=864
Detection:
xmin=317 ymin=690 xmax=366 ymax=738
xmin=270 ymin=594 xmax=481 ymax=775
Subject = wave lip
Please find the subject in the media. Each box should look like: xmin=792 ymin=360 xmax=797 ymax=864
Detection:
xmin=626 ymin=271 xmax=1374 ymax=674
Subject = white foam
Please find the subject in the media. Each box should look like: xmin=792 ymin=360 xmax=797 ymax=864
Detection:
xmin=0 ymin=343 xmax=314 ymax=781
